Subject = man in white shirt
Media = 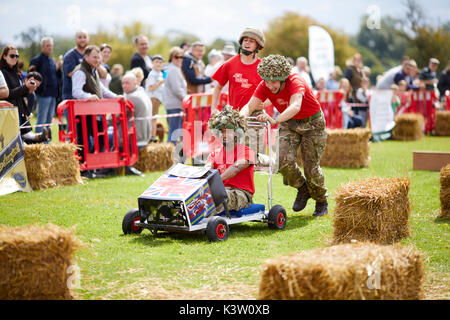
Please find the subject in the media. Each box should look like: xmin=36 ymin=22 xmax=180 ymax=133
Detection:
xmin=291 ymin=56 xmax=313 ymax=88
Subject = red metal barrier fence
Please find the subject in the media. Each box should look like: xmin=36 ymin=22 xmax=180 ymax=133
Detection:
xmin=408 ymin=89 xmax=437 ymax=133
xmin=316 ymin=90 xmax=344 ymax=129
xmin=57 ymin=98 xmax=138 ymax=171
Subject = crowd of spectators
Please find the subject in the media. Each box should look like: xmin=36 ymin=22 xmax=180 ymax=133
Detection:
xmin=1 ymin=29 xmax=448 ymax=168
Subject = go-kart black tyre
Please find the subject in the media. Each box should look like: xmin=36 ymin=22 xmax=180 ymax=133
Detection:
xmin=122 ymin=208 xmax=143 ymax=235
xmin=268 ymin=205 xmax=287 ymax=230
xmin=206 ymin=216 xmax=229 ymax=242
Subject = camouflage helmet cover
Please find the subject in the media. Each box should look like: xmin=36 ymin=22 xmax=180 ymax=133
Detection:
xmin=208 ymin=105 xmax=248 ymax=133
xmin=257 ymin=54 xmax=292 ymax=81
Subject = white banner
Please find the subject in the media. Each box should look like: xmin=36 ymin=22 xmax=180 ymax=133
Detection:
xmin=369 ymin=90 xmax=395 ymax=136
xmin=308 ymin=25 xmax=335 ymax=83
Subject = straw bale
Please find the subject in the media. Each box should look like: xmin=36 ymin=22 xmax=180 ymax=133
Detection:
xmin=439 ymin=164 xmax=450 ymax=218
xmin=134 ymin=143 xmax=175 ymax=172
xmin=23 ymin=143 xmax=82 ymax=190
xmin=393 ymin=113 xmax=424 ymax=141
xmin=0 ymin=223 xmax=83 ymax=300
xmin=258 ymin=243 xmax=424 ymax=300
xmin=333 ymin=177 xmax=410 ymax=244
xmin=435 ymin=111 xmax=450 ymax=136
xmin=296 ymin=128 xmax=371 ymax=168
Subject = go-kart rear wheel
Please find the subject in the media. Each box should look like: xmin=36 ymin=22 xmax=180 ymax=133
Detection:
xmin=206 ymin=216 xmax=229 ymax=242
xmin=268 ymin=205 xmax=287 ymax=230
xmin=122 ymin=208 xmax=143 ymax=235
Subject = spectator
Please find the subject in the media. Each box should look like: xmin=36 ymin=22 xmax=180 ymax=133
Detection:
xmin=313 ymin=77 xmax=326 ymax=92
xmin=28 ymin=37 xmax=58 ymax=136
xmin=393 ymin=60 xmax=413 ymax=87
xmin=376 ymin=56 xmax=410 ymax=90
xmin=222 ymin=42 xmax=237 ymax=61
xmin=130 ymin=35 xmax=152 ymax=86
xmin=344 ymin=53 xmax=363 ymax=102
xmin=131 ymin=67 xmax=145 ymax=87
xmin=180 ymin=42 xmax=191 ymax=53
xmin=108 ymin=64 xmax=124 ymax=95
xmin=437 ymin=60 xmax=450 ymax=100
xmin=362 ymin=66 xmax=371 ymax=78
xmin=55 ymin=55 xmax=63 ymax=105
xmin=355 ymin=76 xmax=370 ymax=126
xmin=292 ymin=56 xmax=313 ymax=88
xmin=182 ymin=41 xmax=212 ymax=94
xmin=122 ymin=72 xmax=152 ymax=148
xmin=204 ymin=49 xmax=224 ymax=93
xmin=145 ymin=54 xmax=165 ymax=142
xmin=338 ymin=78 xmax=364 ymax=129
xmin=98 ymin=43 xmax=112 ymax=88
xmin=62 ymin=29 xmax=89 ymax=100
xmin=391 ymin=84 xmax=401 ymax=115
xmin=326 ymin=66 xmax=342 ymax=90
xmin=409 ymin=59 xmax=420 ymax=90
xmin=72 ymin=45 xmax=119 ymax=163
xmin=0 ymin=46 xmax=49 ymax=143
xmin=0 ymin=70 xmax=9 ymax=99
xmin=163 ymin=47 xmax=187 ymax=144
xmin=419 ymin=58 xmax=440 ymax=91
xmin=398 ymin=80 xmax=411 ymax=114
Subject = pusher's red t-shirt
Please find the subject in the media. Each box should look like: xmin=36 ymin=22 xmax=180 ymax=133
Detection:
xmin=207 ymin=143 xmax=255 ymax=194
xmin=212 ymin=54 xmax=262 ymax=110
xmin=253 ymin=73 xmax=321 ymax=119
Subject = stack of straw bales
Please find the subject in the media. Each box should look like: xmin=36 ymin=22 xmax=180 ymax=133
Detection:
xmin=333 ymin=177 xmax=411 ymax=244
xmin=392 ymin=113 xmax=424 ymax=141
xmin=440 ymin=164 xmax=450 ymax=219
xmin=296 ymin=128 xmax=371 ymax=168
xmin=258 ymin=243 xmax=424 ymax=300
xmin=23 ymin=143 xmax=82 ymax=190
xmin=134 ymin=143 xmax=175 ymax=173
xmin=0 ymin=223 xmax=83 ymax=300
xmin=435 ymin=111 xmax=450 ymax=136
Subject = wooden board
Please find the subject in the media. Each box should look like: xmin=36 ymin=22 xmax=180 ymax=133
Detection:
xmin=413 ymin=151 xmax=450 ymax=171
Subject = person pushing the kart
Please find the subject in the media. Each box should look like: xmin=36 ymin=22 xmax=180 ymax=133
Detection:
xmin=206 ymin=105 xmax=255 ymax=215
xmin=240 ymin=54 xmax=328 ymax=217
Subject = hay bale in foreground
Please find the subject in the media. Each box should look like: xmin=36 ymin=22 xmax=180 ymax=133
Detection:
xmin=435 ymin=111 xmax=450 ymax=136
xmin=134 ymin=143 xmax=175 ymax=172
xmin=440 ymin=164 xmax=450 ymax=219
xmin=296 ymin=128 xmax=371 ymax=168
xmin=23 ymin=143 xmax=82 ymax=190
xmin=258 ymin=243 xmax=424 ymax=300
xmin=392 ymin=113 xmax=424 ymax=141
xmin=333 ymin=177 xmax=410 ymax=244
xmin=0 ymin=223 xmax=83 ymax=300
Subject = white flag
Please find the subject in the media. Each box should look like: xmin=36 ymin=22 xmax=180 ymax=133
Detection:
xmin=308 ymin=25 xmax=335 ymax=83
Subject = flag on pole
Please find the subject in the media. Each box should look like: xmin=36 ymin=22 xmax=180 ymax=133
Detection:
xmin=308 ymin=25 xmax=335 ymax=83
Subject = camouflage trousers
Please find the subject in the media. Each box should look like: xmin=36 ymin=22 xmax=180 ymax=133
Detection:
xmin=214 ymin=187 xmax=253 ymax=215
xmin=278 ymin=112 xmax=328 ymax=202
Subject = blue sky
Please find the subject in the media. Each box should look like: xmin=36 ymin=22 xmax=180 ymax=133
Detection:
xmin=1 ymin=0 xmax=449 ymax=46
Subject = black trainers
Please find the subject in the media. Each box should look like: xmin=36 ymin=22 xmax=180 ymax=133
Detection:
xmin=313 ymin=201 xmax=328 ymax=217
xmin=292 ymin=183 xmax=311 ymax=212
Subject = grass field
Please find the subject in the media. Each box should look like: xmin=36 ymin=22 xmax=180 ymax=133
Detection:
xmin=0 ymin=136 xmax=449 ymax=300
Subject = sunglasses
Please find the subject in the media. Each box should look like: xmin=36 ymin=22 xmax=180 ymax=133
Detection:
xmin=8 ymin=54 xmax=20 ymax=59
xmin=174 ymin=56 xmax=183 ymax=59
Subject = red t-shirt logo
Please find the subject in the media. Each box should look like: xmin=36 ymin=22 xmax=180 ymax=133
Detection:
xmin=233 ymin=73 xmax=253 ymax=89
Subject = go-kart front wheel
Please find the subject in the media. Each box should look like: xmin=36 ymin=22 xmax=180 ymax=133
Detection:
xmin=122 ymin=208 xmax=143 ymax=235
xmin=206 ymin=216 xmax=229 ymax=242
xmin=268 ymin=205 xmax=287 ymax=230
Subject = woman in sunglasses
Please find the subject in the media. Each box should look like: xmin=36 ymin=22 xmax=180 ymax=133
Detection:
xmin=0 ymin=45 xmax=49 ymax=143
xmin=162 ymin=46 xmax=187 ymax=145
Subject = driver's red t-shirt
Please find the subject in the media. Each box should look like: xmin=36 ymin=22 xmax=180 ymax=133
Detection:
xmin=253 ymin=73 xmax=321 ymax=119
xmin=206 ymin=143 xmax=255 ymax=194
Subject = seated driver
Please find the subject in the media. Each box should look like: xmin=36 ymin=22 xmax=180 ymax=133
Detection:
xmin=205 ymin=105 xmax=255 ymax=215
